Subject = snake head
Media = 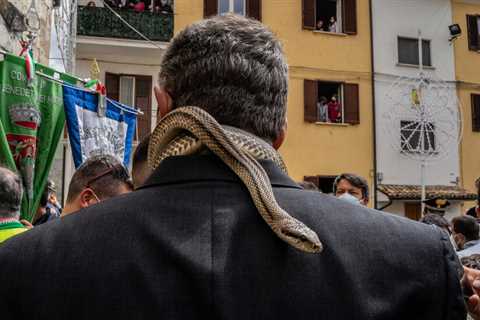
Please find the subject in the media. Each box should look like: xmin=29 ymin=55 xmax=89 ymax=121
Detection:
xmin=279 ymin=219 xmax=323 ymax=254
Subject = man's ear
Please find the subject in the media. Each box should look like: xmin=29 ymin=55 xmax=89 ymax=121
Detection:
xmin=154 ymin=85 xmax=173 ymax=119
xmin=79 ymin=189 xmax=97 ymax=208
xmin=272 ymin=119 xmax=287 ymax=150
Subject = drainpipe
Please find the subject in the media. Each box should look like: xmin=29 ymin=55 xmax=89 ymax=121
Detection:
xmin=368 ymin=0 xmax=378 ymax=209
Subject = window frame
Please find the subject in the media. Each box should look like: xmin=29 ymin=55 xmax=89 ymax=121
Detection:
xmin=302 ymin=0 xmax=357 ymax=35
xmin=218 ymin=0 xmax=246 ymax=15
xmin=397 ymin=36 xmax=433 ymax=68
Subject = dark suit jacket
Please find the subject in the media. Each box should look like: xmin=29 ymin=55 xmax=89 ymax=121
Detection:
xmin=0 ymin=155 xmax=466 ymax=319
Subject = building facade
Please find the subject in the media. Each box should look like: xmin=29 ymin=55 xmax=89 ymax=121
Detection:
xmin=452 ymin=0 xmax=480 ymax=211
xmin=372 ymin=0 xmax=475 ymax=220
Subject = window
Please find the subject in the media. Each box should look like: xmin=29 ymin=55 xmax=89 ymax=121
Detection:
xmin=398 ymin=37 xmax=432 ymax=67
xmin=400 ymin=120 xmax=436 ymax=153
xmin=204 ymin=0 xmax=261 ymax=20
xmin=304 ymin=175 xmax=336 ymax=194
xmin=304 ymin=80 xmax=359 ymax=125
xmin=302 ymin=0 xmax=357 ymax=35
xmin=105 ymin=73 xmax=152 ymax=141
xmin=219 ymin=0 xmax=245 ymax=15
xmin=467 ymin=15 xmax=480 ymax=51
xmin=471 ymin=94 xmax=480 ymax=132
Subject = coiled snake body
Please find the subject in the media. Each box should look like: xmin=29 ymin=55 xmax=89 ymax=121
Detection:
xmin=148 ymin=106 xmax=323 ymax=254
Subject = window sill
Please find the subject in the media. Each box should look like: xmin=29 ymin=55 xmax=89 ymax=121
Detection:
xmin=314 ymin=121 xmax=350 ymax=127
xmin=313 ymin=30 xmax=348 ymax=37
xmin=396 ymin=63 xmax=435 ymax=70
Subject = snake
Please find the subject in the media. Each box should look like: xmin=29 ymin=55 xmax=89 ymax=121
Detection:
xmin=148 ymin=106 xmax=323 ymax=254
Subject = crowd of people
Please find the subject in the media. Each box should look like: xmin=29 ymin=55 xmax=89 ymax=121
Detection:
xmin=1 ymin=13 xmax=480 ymax=319
xmin=86 ymin=0 xmax=173 ymax=14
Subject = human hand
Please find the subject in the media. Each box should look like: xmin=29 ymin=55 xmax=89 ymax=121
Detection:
xmin=463 ymin=267 xmax=480 ymax=319
xmin=19 ymin=219 xmax=33 ymax=229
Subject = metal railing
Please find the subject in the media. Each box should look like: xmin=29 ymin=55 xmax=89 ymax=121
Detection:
xmin=76 ymin=6 xmax=173 ymax=42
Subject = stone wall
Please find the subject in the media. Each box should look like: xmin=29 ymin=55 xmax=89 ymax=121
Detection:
xmin=0 ymin=0 xmax=52 ymax=65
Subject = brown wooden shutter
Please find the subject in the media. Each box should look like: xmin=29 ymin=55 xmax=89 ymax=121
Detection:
xmin=302 ymin=0 xmax=316 ymax=30
xmin=467 ymin=15 xmax=479 ymax=51
xmin=105 ymin=72 xmax=120 ymax=102
xmin=343 ymin=0 xmax=357 ymax=35
xmin=404 ymin=202 xmax=421 ymax=221
xmin=135 ymin=76 xmax=152 ymax=141
xmin=472 ymin=94 xmax=480 ymax=132
xmin=304 ymin=176 xmax=320 ymax=187
xmin=304 ymin=80 xmax=318 ymax=123
xmin=204 ymin=0 xmax=218 ymax=17
xmin=246 ymin=0 xmax=261 ymax=21
xmin=343 ymin=83 xmax=359 ymax=125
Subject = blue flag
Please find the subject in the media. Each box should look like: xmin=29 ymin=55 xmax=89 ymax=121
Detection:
xmin=63 ymin=85 xmax=137 ymax=168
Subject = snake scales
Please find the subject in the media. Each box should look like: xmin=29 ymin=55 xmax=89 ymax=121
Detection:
xmin=148 ymin=106 xmax=323 ymax=254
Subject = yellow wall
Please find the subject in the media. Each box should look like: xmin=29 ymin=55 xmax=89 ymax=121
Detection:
xmin=452 ymin=0 xmax=480 ymax=198
xmin=173 ymin=1 xmax=374 ymax=202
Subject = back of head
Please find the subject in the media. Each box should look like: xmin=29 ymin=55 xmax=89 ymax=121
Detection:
xmin=420 ymin=213 xmax=451 ymax=232
xmin=0 ymin=166 xmax=23 ymax=219
xmin=159 ymin=14 xmax=288 ymax=142
xmin=452 ymin=215 xmax=480 ymax=241
xmin=132 ymin=134 xmax=151 ymax=188
xmin=66 ymin=155 xmax=133 ymax=203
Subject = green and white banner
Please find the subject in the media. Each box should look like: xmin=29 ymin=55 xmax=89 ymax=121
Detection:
xmin=0 ymin=53 xmax=76 ymax=221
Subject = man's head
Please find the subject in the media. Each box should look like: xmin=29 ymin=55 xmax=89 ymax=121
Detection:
xmin=155 ymin=14 xmax=288 ymax=149
xmin=420 ymin=213 xmax=451 ymax=234
xmin=452 ymin=215 xmax=480 ymax=250
xmin=0 ymin=167 xmax=23 ymax=220
xmin=63 ymin=155 xmax=133 ymax=216
xmin=333 ymin=173 xmax=369 ymax=206
xmin=132 ymin=134 xmax=152 ymax=189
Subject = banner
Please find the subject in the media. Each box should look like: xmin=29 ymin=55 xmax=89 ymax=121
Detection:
xmin=63 ymin=85 xmax=137 ymax=169
xmin=0 ymin=53 xmax=76 ymax=221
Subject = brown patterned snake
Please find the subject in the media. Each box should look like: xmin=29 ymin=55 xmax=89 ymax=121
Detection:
xmin=148 ymin=106 xmax=323 ymax=254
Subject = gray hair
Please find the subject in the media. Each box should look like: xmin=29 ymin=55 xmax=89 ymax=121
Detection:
xmin=159 ymin=14 xmax=289 ymax=141
xmin=0 ymin=167 xmax=23 ymax=219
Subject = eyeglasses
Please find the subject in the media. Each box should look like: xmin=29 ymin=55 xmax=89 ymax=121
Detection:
xmin=85 ymin=164 xmax=132 ymax=190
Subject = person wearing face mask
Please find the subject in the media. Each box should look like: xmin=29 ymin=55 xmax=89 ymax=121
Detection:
xmin=327 ymin=95 xmax=342 ymax=123
xmin=62 ymin=155 xmax=134 ymax=217
xmin=333 ymin=173 xmax=369 ymax=206
xmin=452 ymin=215 xmax=480 ymax=257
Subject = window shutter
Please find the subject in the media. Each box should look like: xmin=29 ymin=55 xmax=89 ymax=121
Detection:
xmin=246 ymin=0 xmax=261 ymax=21
xmin=304 ymin=176 xmax=320 ymax=187
xmin=472 ymin=94 xmax=480 ymax=132
xmin=135 ymin=76 xmax=152 ymax=141
xmin=302 ymin=0 xmax=316 ymax=30
xmin=404 ymin=202 xmax=421 ymax=221
xmin=204 ymin=0 xmax=218 ymax=18
xmin=343 ymin=83 xmax=360 ymax=125
xmin=467 ymin=15 xmax=479 ymax=51
xmin=105 ymin=72 xmax=120 ymax=102
xmin=304 ymin=80 xmax=318 ymax=123
xmin=343 ymin=0 xmax=357 ymax=35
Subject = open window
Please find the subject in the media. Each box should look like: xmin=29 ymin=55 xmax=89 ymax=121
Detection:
xmin=204 ymin=0 xmax=261 ymax=20
xmin=302 ymin=0 xmax=357 ymax=34
xmin=105 ymin=73 xmax=152 ymax=141
xmin=304 ymin=175 xmax=336 ymax=194
xmin=304 ymin=80 xmax=359 ymax=125
xmin=467 ymin=15 xmax=480 ymax=51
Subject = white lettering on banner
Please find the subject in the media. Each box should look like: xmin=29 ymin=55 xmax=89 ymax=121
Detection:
xmin=75 ymin=105 xmax=127 ymax=163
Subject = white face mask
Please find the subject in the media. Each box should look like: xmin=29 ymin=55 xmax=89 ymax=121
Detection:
xmin=338 ymin=192 xmax=361 ymax=206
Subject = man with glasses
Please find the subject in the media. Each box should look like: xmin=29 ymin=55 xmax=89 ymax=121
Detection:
xmin=62 ymin=155 xmax=134 ymax=216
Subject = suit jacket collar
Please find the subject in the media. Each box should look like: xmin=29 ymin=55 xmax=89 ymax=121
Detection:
xmin=140 ymin=155 xmax=301 ymax=190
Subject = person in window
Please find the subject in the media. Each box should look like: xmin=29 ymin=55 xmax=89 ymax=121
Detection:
xmin=152 ymin=0 xmax=173 ymax=14
xmin=134 ymin=0 xmax=146 ymax=12
xmin=327 ymin=95 xmax=341 ymax=123
xmin=316 ymin=20 xmax=325 ymax=31
xmin=317 ymin=96 xmax=328 ymax=122
xmin=328 ymin=16 xmax=337 ymax=33
xmin=86 ymin=1 xmax=96 ymax=7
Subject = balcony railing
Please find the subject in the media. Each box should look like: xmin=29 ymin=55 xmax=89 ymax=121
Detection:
xmin=77 ymin=6 xmax=173 ymax=42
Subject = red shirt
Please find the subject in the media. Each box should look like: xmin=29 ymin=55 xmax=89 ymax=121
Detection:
xmin=328 ymin=101 xmax=341 ymax=122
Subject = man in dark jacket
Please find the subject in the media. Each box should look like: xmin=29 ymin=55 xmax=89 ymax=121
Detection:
xmin=0 ymin=14 xmax=467 ymax=319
